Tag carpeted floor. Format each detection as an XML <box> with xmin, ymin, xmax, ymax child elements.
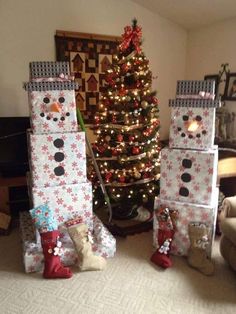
<box><xmin>0</xmin><ymin>228</ymin><xmax>235</xmax><ymax>314</ymax></box>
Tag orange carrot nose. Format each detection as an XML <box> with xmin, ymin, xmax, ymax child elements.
<box><xmin>50</xmin><ymin>103</ymin><xmax>61</xmax><ymax>112</ymax></box>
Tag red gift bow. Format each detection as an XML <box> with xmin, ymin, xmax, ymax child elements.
<box><xmin>119</xmin><ymin>25</ymin><xmax>142</xmax><ymax>53</ymax></box>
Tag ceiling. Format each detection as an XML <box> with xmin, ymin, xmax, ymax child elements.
<box><xmin>131</xmin><ymin>0</ymin><xmax>236</xmax><ymax>30</ymax></box>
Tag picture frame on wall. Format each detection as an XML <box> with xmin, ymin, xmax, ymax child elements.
<box><xmin>223</xmin><ymin>72</ymin><xmax>236</xmax><ymax>101</ymax></box>
<box><xmin>204</xmin><ymin>74</ymin><xmax>220</xmax><ymax>97</ymax></box>
<box><xmin>55</xmin><ymin>30</ymin><xmax>121</xmax><ymax>124</ymax></box>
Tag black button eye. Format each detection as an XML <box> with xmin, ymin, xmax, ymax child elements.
<box><xmin>58</xmin><ymin>97</ymin><xmax>65</xmax><ymax>103</ymax></box>
<box><xmin>183</xmin><ymin>115</ymin><xmax>189</xmax><ymax>121</ymax></box>
<box><xmin>43</xmin><ymin>97</ymin><xmax>50</xmax><ymax>104</ymax></box>
<box><xmin>196</xmin><ymin>115</ymin><xmax>202</xmax><ymax>121</ymax></box>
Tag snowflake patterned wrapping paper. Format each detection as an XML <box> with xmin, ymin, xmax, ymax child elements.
<box><xmin>20</xmin><ymin>211</ymin><xmax>116</xmax><ymax>273</ymax></box>
<box><xmin>32</xmin><ymin>182</ymin><xmax>93</xmax><ymax>230</ymax></box>
<box><xmin>169</xmin><ymin>107</ymin><xmax>216</xmax><ymax>150</ymax></box>
<box><xmin>28</xmin><ymin>131</ymin><xmax>86</xmax><ymax>188</ymax></box>
<box><xmin>160</xmin><ymin>147</ymin><xmax>218</xmax><ymax>206</ymax></box>
<box><xmin>27</xmin><ymin>89</ymin><xmax>78</xmax><ymax>134</ymax></box>
<box><xmin>58</xmin><ymin>215</ymin><xmax>116</xmax><ymax>258</ymax></box>
<box><xmin>153</xmin><ymin>191</ymin><xmax>218</xmax><ymax>257</ymax></box>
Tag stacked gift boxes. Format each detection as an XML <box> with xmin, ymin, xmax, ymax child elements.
<box><xmin>154</xmin><ymin>80</ymin><xmax>220</xmax><ymax>256</ymax></box>
<box><xmin>21</xmin><ymin>62</ymin><xmax>116</xmax><ymax>272</ymax></box>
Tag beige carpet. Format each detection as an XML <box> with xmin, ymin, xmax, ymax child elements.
<box><xmin>0</xmin><ymin>228</ymin><xmax>235</xmax><ymax>314</ymax></box>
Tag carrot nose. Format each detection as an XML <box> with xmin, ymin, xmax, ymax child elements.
<box><xmin>50</xmin><ymin>103</ymin><xmax>61</xmax><ymax>112</ymax></box>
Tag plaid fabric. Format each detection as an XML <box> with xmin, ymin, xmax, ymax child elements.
<box><xmin>30</xmin><ymin>61</ymin><xmax>70</xmax><ymax>78</ymax></box>
<box><xmin>169</xmin><ymin>99</ymin><xmax>220</xmax><ymax>108</ymax></box>
<box><xmin>23</xmin><ymin>81</ymin><xmax>79</xmax><ymax>91</ymax></box>
<box><xmin>176</xmin><ymin>80</ymin><xmax>215</xmax><ymax>95</ymax></box>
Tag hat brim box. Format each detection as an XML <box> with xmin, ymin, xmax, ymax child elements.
<box><xmin>153</xmin><ymin>190</ymin><xmax>218</xmax><ymax>257</ymax></box>
<box><xmin>160</xmin><ymin>147</ymin><xmax>218</xmax><ymax>206</ymax></box>
<box><xmin>32</xmin><ymin>181</ymin><xmax>93</xmax><ymax>230</ymax></box>
<box><xmin>169</xmin><ymin>106</ymin><xmax>216</xmax><ymax>150</ymax></box>
<box><xmin>28</xmin><ymin>131</ymin><xmax>86</xmax><ymax>188</ymax></box>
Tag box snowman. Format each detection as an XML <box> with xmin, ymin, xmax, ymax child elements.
<box><xmin>154</xmin><ymin>80</ymin><xmax>220</xmax><ymax>257</ymax></box>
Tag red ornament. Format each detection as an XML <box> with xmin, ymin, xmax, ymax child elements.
<box><xmin>143</xmin><ymin>173</ymin><xmax>150</xmax><ymax>179</ymax></box>
<box><xmin>119</xmin><ymin>87</ymin><xmax>127</xmax><ymax>96</ymax></box>
<box><xmin>94</xmin><ymin>116</ymin><xmax>100</xmax><ymax>124</ymax></box>
<box><xmin>117</xmin><ymin>134</ymin><xmax>123</xmax><ymax>142</ymax></box>
<box><xmin>98</xmin><ymin>146</ymin><xmax>106</xmax><ymax>154</ymax></box>
<box><xmin>134</xmin><ymin>100</ymin><xmax>139</xmax><ymax>108</ymax></box>
<box><xmin>105</xmin><ymin>172</ymin><xmax>113</xmax><ymax>182</ymax></box>
<box><xmin>121</xmin><ymin>63</ymin><xmax>130</xmax><ymax>72</ymax></box>
<box><xmin>112</xmin><ymin>115</ymin><xmax>117</xmax><ymax>123</ymax></box>
<box><xmin>119</xmin><ymin>176</ymin><xmax>126</xmax><ymax>183</ymax></box>
<box><xmin>112</xmin><ymin>148</ymin><xmax>119</xmax><ymax>156</ymax></box>
<box><xmin>129</xmin><ymin>135</ymin><xmax>135</xmax><ymax>142</ymax></box>
<box><xmin>152</xmin><ymin>96</ymin><xmax>158</xmax><ymax>105</ymax></box>
<box><xmin>132</xmin><ymin>147</ymin><xmax>140</xmax><ymax>155</ymax></box>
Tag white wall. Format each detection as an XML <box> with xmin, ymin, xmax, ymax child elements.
<box><xmin>186</xmin><ymin>18</ymin><xmax>236</xmax><ymax>140</ymax></box>
<box><xmin>0</xmin><ymin>0</ymin><xmax>186</xmax><ymax>139</ymax></box>
<box><xmin>186</xmin><ymin>18</ymin><xmax>236</xmax><ymax>81</ymax></box>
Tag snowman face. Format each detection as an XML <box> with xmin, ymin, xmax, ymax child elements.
<box><xmin>29</xmin><ymin>89</ymin><xmax>78</xmax><ymax>134</ymax></box>
<box><xmin>169</xmin><ymin>107</ymin><xmax>215</xmax><ymax>150</ymax></box>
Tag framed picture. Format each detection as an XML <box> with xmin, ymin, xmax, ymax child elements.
<box><xmin>204</xmin><ymin>74</ymin><xmax>219</xmax><ymax>96</ymax></box>
<box><xmin>223</xmin><ymin>72</ymin><xmax>236</xmax><ymax>101</ymax></box>
<box><xmin>55</xmin><ymin>30</ymin><xmax>121</xmax><ymax>123</ymax></box>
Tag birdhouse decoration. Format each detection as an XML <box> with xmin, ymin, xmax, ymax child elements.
<box><xmin>169</xmin><ymin>80</ymin><xmax>220</xmax><ymax>150</ymax></box>
<box><xmin>20</xmin><ymin>62</ymin><xmax>116</xmax><ymax>273</ymax></box>
<box><xmin>151</xmin><ymin>80</ymin><xmax>220</xmax><ymax>271</ymax></box>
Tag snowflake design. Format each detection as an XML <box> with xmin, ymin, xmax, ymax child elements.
<box><xmin>58</xmin><ymin>121</ymin><xmax>65</xmax><ymax>129</ymax></box>
<box><xmin>47</xmin><ymin>135</ymin><xmax>53</xmax><ymax>142</ymax></box>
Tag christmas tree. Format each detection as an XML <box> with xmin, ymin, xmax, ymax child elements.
<box><xmin>90</xmin><ymin>19</ymin><xmax>161</xmax><ymax>222</ymax></box>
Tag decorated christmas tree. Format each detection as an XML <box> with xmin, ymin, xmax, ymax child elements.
<box><xmin>90</xmin><ymin>19</ymin><xmax>161</xmax><ymax>222</ymax></box>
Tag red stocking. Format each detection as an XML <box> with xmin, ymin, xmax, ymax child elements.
<box><xmin>41</xmin><ymin>230</ymin><xmax>72</xmax><ymax>279</ymax></box>
<box><xmin>151</xmin><ymin>229</ymin><xmax>174</xmax><ymax>269</ymax></box>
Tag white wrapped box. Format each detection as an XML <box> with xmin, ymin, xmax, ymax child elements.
<box><xmin>153</xmin><ymin>191</ymin><xmax>218</xmax><ymax>257</ymax></box>
<box><xmin>20</xmin><ymin>211</ymin><xmax>116</xmax><ymax>273</ymax></box>
<box><xmin>28</xmin><ymin>131</ymin><xmax>86</xmax><ymax>188</ymax></box>
<box><xmin>169</xmin><ymin>107</ymin><xmax>216</xmax><ymax>150</ymax></box>
<box><xmin>28</xmin><ymin>89</ymin><xmax>78</xmax><ymax>134</ymax></box>
<box><xmin>160</xmin><ymin>147</ymin><xmax>218</xmax><ymax>206</ymax></box>
<box><xmin>32</xmin><ymin>181</ymin><xmax>93</xmax><ymax>230</ymax></box>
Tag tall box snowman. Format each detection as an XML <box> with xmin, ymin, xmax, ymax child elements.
<box><xmin>20</xmin><ymin>62</ymin><xmax>116</xmax><ymax>272</ymax></box>
<box><xmin>153</xmin><ymin>80</ymin><xmax>220</xmax><ymax>268</ymax></box>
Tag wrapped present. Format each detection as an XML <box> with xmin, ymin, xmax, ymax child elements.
<box><xmin>20</xmin><ymin>211</ymin><xmax>116</xmax><ymax>273</ymax></box>
<box><xmin>58</xmin><ymin>215</ymin><xmax>116</xmax><ymax>258</ymax></box>
<box><xmin>169</xmin><ymin>107</ymin><xmax>216</xmax><ymax>150</ymax></box>
<box><xmin>32</xmin><ymin>181</ymin><xmax>93</xmax><ymax>230</ymax></box>
<box><xmin>92</xmin><ymin>215</ymin><xmax>116</xmax><ymax>258</ymax></box>
<box><xmin>153</xmin><ymin>190</ymin><xmax>218</xmax><ymax>257</ymax></box>
<box><xmin>23</xmin><ymin>82</ymin><xmax>79</xmax><ymax>134</ymax></box>
<box><xmin>28</xmin><ymin>131</ymin><xmax>86</xmax><ymax>188</ymax></box>
<box><xmin>168</xmin><ymin>80</ymin><xmax>220</xmax><ymax>150</ymax></box>
<box><xmin>23</xmin><ymin>61</ymin><xmax>79</xmax><ymax>134</ymax></box>
<box><xmin>160</xmin><ymin>147</ymin><xmax>218</xmax><ymax>206</ymax></box>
